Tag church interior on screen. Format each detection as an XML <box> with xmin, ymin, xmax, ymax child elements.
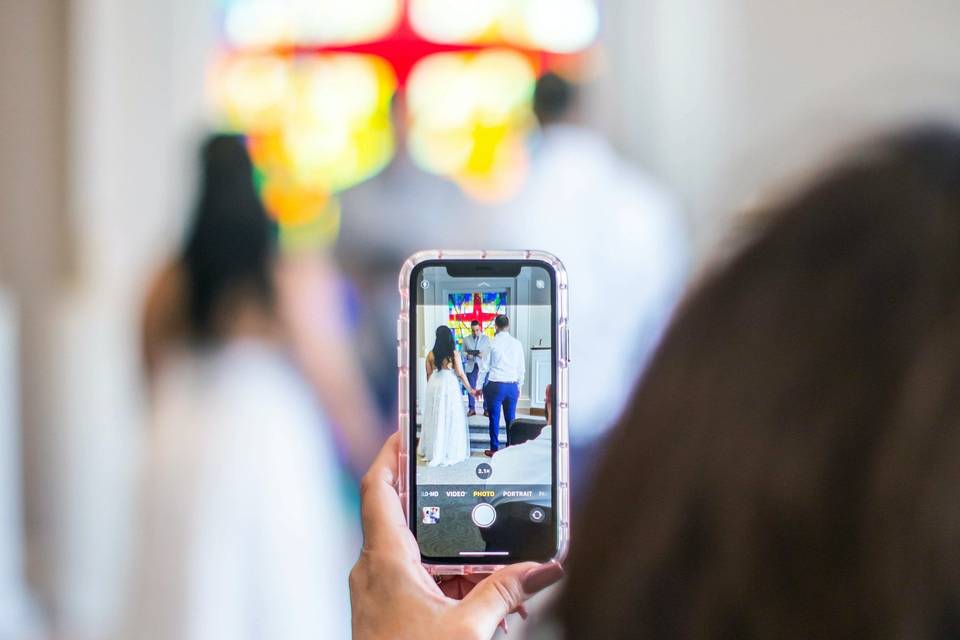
<box><xmin>414</xmin><ymin>266</ymin><xmax>553</xmax><ymax>482</ymax></box>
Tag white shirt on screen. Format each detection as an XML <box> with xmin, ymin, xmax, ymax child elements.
<box><xmin>489</xmin><ymin>426</ymin><xmax>551</xmax><ymax>486</ymax></box>
<box><xmin>485</xmin><ymin>331</ymin><xmax>525</xmax><ymax>388</ymax></box>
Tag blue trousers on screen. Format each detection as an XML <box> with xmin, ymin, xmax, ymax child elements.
<box><xmin>466</xmin><ymin>366</ymin><xmax>479</xmax><ymax>411</ymax></box>
<box><xmin>483</xmin><ymin>381</ymin><xmax>519</xmax><ymax>451</ymax></box>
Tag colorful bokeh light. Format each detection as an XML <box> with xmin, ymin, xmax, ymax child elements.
<box><xmin>406</xmin><ymin>49</ymin><xmax>536</xmax><ymax>201</ymax></box>
<box><xmin>210</xmin><ymin>0</ymin><xmax>598</xmax><ymax>246</ymax></box>
<box><xmin>209</xmin><ymin>52</ymin><xmax>397</xmax><ymax>243</ymax></box>
<box><xmin>222</xmin><ymin>0</ymin><xmax>403</xmax><ymax>48</ymax></box>
<box><xmin>409</xmin><ymin>0</ymin><xmax>599</xmax><ymax>53</ymax></box>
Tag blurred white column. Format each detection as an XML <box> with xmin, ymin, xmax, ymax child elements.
<box><xmin>0</xmin><ymin>0</ymin><xmax>213</xmax><ymax>637</ymax></box>
<box><xmin>0</xmin><ymin>0</ymin><xmax>69</xmax><ymax>637</ymax></box>
<box><xmin>0</xmin><ymin>292</ymin><xmax>41</xmax><ymax>639</ymax></box>
<box><xmin>57</xmin><ymin>0</ymin><xmax>214</xmax><ymax>637</ymax></box>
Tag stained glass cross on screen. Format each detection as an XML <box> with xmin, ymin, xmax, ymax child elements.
<box><xmin>447</xmin><ymin>291</ymin><xmax>508</xmax><ymax>345</ymax></box>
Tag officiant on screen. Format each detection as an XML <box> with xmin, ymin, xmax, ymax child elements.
<box><xmin>461</xmin><ymin>320</ymin><xmax>489</xmax><ymax>417</ymax></box>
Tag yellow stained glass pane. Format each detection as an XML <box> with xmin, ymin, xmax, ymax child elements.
<box><xmin>406</xmin><ymin>49</ymin><xmax>535</xmax><ymax>202</ymax></box>
<box><xmin>210</xmin><ymin>52</ymin><xmax>396</xmax><ymax>243</ymax></box>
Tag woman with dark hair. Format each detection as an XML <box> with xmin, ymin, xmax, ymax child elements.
<box><xmin>143</xmin><ymin>137</ymin><xmax>381</xmax><ymax>477</ymax></box>
<box><xmin>180</xmin><ymin>134</ymin><xmax>275</xmax><ymax>340</ymax></box>
<box><xmin>133</xmin><ymin>135</ymin><xmax>355</xmax><ymax>639</ymax></box>
<box><xmin>429</xmin><ymin>325</ymin><xmax>458</xmax><ymax>377</ymax></box>
<box><xmin>350</xmin><ymin>124</ymin><xmax>960</xmax><ymax>639</ymax></box>
<box><xmin>142</xmin><ymin>135</ymin><xmax>275</xmax><ymax>373</ymax></box>
<box><xmin>417</xmin><ymin>325</ymin><xmax>475</xmax><ymax>466</ymax></box>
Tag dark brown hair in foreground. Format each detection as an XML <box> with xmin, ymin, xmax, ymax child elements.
<box><xmin>561</xmin><ymin>125</ymin><xmax>960</xmax><ymax>639</ymax></box>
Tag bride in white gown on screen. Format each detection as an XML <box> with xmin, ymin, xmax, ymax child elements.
<box><xmin>418</xmin><ymin>326</ymin><xmax>475</xmax><ymax>466</ymax></box>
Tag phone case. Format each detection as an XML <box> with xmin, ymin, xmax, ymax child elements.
<box><xmin>397</xmin><ymin>249</ymin><xmax>570</xmax><ymax>575</ymax></box>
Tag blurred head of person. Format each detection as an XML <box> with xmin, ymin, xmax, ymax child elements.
<box><xmin>432</xmin><ymin>325</ymin><xmax>456</xmax><ymax>367</ymax></box>
<box><xmin>471</xmin><ymin>320</ymin><xmax>481</xmax><ymax>337</ymax></box>
<box><xmin>182</xmin><ymin>134</ymin><xmax>275</xmax><ymax>343</ymax></box>
<box><xmin>533</xmin><ymin>72</ymin><xmax>576</xmax><ymax>127</ymax></box>
<box><xmin>560</xmin><ymin>124</ymin><xmax>960</xmax><ymax>639</ymax></box>
<box><xmin>494</xmin><ymin>314</ymin><xmax>510</xmax><ymax>333</ymax></box>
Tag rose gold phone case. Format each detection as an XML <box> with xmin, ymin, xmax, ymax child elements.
<box><xmin>397</xmin><ymin>250</ymin><xmax>570</xmax><ymax>576</ymax></box>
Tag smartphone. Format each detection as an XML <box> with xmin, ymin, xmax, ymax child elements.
<box><xmin>398</xmin><ymin>250</ymin><xmax>569</xmax><ymax>574</ymax></box>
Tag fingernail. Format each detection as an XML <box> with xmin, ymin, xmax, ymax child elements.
<box><xmin>522</xmin><ymin>561</ymin><xmax>565</xmax><ymax>595</ymax></box>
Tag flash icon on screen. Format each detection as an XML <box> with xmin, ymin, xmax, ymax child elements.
<box><xmin>535</xmin><ymin>279</ymin><xmax>545</xmax><ymax>289</ymax></box>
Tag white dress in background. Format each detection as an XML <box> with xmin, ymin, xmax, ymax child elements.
<box><xmin>417</xmin><ymin>365</ymin><xmax>470</xmax><ymax>466</ymax></box>
<box><xmin>127</xmin><ymin>340</ymin><xmax>355</xmax><ymax>640</ymax></box>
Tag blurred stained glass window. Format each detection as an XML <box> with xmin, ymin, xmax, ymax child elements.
<box><xmin>210</xmin><ymin>0</ymin><xmax>598</xmax><ymax>247</ymax></box>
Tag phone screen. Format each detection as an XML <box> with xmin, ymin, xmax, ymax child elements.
<box><xmin>408</xmin><ymin>260</ymin><xmax>558</xmax><ymax>563</ymax></box>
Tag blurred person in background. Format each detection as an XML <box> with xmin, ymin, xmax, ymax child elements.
<box><xmin>143</xmin><ymin>179</ymin><xmax>382</xmax><ymax>477</ymax></box>
<box><xmin>131</xmin><ymin>135</ymin><xmax>354</xmax><ymax>639</ymax></box>
<box><xmin>495</xmin><ymin>72</ymin><xmax>689</xmax><ymax>493</ymax></box>
<box><xmin>144</xmin><ymin>150</ymin><xmax>383</xmax><ymax>477</ymax></box>
<box><xmin>351</xmin><ymin>124</ymin><xmax>960</xmax><ymax>639</ymax></box>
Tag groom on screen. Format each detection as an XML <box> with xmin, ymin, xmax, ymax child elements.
<box><xmin>482</xmin><ymin>314</ymin><xmax>525</xmax><ymax>457</ymax></box>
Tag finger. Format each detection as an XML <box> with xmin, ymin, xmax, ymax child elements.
<box><xmin>514</xmin><ymin>604</ymin><xmax>528</xmax><ymax>620</ymax></box>
<box><xmin>359</xmin><ymin>433</ymin><xmax>410</xmax><ymax>551</ymax></box>
<box><xmin>457</xmin><ymin>562</ymin><xmax>564</xmax><ymax>637</ymax></box>
<box><xmin>498</xmin><ymin>618</ymin><xmax>508</xmax><ymax>634</ymax></box>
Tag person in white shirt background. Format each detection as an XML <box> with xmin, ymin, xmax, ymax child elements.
<box><xmin>461</xmin><ymin>319</ymin><xmax>490</xmax><ymax>417</ymax></box>
<box><xmin>481</xmin><ymin>314</ymin><xmax>526</xmax><ymax>456</ymax></box>
<box><xmin>493</xmin><ymin>73</ymin><xmax>689</xmax><ymax>497</ymax></box>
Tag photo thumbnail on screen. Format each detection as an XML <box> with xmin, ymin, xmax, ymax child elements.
<box><xmin>413</xmin><ymin>264</ymin><xmax>555</xmax><ymax>560</ymax></box>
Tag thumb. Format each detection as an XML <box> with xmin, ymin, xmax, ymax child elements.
<box><xmin>456</xmin><ymin>562</ymin><xmax>564</xmax><ymax>635</ymax></box>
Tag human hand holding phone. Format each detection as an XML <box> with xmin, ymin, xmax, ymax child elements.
<box><xmin>350</xmin><ymin>434</ymin><xmax>564</xmax><ymax>639</ymax></box>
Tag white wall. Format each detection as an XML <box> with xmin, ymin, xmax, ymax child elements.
<box><xmin>593</xmin><ymin>0</ymin><xmax>960</xmax><ymax>258</ymax></box>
